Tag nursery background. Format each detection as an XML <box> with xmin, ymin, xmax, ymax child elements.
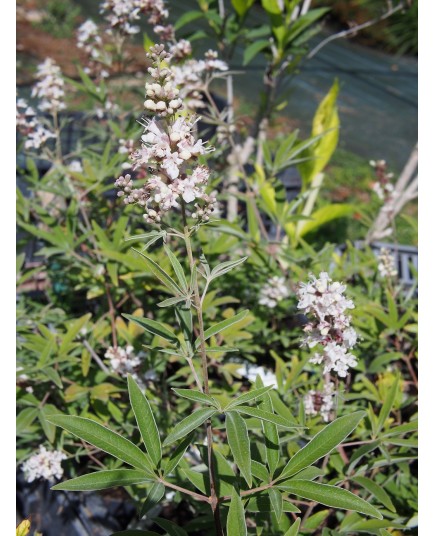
<box><xmin>15</xmin><ymin>0</ymin><xmax>418</xmax><ymax>535</ymax></box>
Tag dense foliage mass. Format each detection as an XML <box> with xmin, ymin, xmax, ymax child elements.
<box><xmin>16</xmin><ymin>1</ymin><xmax>417</xmax><ymax>535</ymax></box>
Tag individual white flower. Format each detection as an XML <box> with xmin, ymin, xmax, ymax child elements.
<box><xmin>259</xmin><ymin>276</ymin><xmax>289</xmax><ymax>308</ymax></box>
<box><xmin>377</xmin><ymin>248</ymin><xmax>398</xmax><ymax>279</ymax></box>
<box><xmin>68</xmin><ymin>160</ymin><xmax>83</xmax><ymax>173</ymax></box>
<box><xmin>22</xmin><ymin>446</ymin><xmax>67</xmax><ymax>483</ymax></box>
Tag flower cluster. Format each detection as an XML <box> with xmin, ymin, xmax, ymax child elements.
<box><xmin>171</xmin><ymin>50</ymin><xmax>229</xmax><ymax>111</ymax></box>
<box><xmin>143</xmin><ymin>45</ymin><xmax>183</xmax><ymax>116</ymax></box>
<box><xmin>100</xmin><ymin>0</ymin><xmax>168</xmax><ymax>36</ymax></box>
<box><xmin>77</xmin><ymin>20</ymin><xmax>102</xmax><ymax>54</ymax></box>
<box><xmin>76</xmin><ymin>19</ymin><xmax>110</xmax><ymax>79</ymax></box>
<box><xmin>370</xmin><ymin>159</ymin><xmax>395</xmax><ymax>202</ymax></box>
<box><xmin>258</xmin><ymin>276</ymin><xmax>289</xmax><ymax>308</ymax></box>
<box><xmin>115</xmin><ymin>44</ymin><xmax>216</xmax><ymax>224</ymax></box>
<box><xmin>31</xmin><ymin>58</ymin><xmax>65</xmax><ymax>114</ymax></box>
<box><xmin>22</xmin><ymin>446</ymin><xmax>67</xmax><ymax>483</ymax></box>
<box><xmin>304</xmin><ymin>382</ymin><xmax>335</xmax><ymax>422</ymax></box>
<box><xmin>297</xmin><ymin>272</ymin><xmax>358</xmax><ymax>378</ymax></box>
<box><xmin>105</xmin><ymin>345</ymin><xmax>141</xmax><ymax>378</ymax></box>
<box><xmin>16</xmin><ymin>98</ymin><xmax>55</xmax><ymax>150</ymax></box>
<box><xmin>377</xmin><ymin>248</ymin><xmax>398</xmax><ymax>279</ymax></box>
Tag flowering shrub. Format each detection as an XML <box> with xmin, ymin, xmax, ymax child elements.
<box><xmin>16</xmin><ymin>1</ymin><xmax>417</xmax><ymax>535</ymax></box>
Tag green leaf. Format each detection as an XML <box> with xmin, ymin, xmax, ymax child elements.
<box><xmin>154</xmin><ymin>518</ymin><xmax>188</xmax><ymax>536</ymax></box>
<box><xmin>140</xmin><ymin>481</ymin><xmax>165</xmax><ymax>517</ymax></box>
<box><xmin>227</xmin><ymin>488</ymin><xmax>247</xmax><ymax>536</ymax></box>
<box><xmin>59</xmin><ymin>314</ymin><xmax>92</xmax><ymax>354</ymax></box>
<box><xmin>298</xmin><ymin>204</ymin><xmax>356</xmax><ymax>238</ymax></box>
<box><xmin>268</xmin><ymin>488</ymin><xmax>283</xmax><ymax>522</ymax></box>
<box><xmin>164</xmin><ymin>245</ymin><xmax>188</xmax><ymax>292</ymax></box>
<box><xmin>247</xmin><ymin>496</ymin><xmax>300</xmax><ymax>513</ymax></box>
<box><xmin>243</xmin><ymin>39</ymin><xmax>270</xmax><ymax>65</ymax></box>
<box><xmin>256</xmin><ymin>376</ymin><xmax>279</xmax><ymax>476</ymax></box>
<box><xmin>251</xmin><ymin>460</ymin><xmax>269</xmax><ymax>482</ymax></box>
<box><xmin>298</xmin><ymin>79</ymin><xmax>340</xmax><ymax>185</ymax></box>
<box><xmin>157</xmin><ymin>296</ymin><xmax>187</xmax><ymax>308</ymax></box>
<box><xmin>226</xmin><ymin>411</ymin><xmax>252</xmax><ymax>487</ymax></box>
<box><xmin>352</xmin><ymin>476</ymin><xmax>396</xmax><ymax>512</ymax></box>
<box><xmin>225</xmin><ymin>385</ymin><xmax>275</xmax><ymax>409</ymax></box>
<box><xmin>261</xmin><ymin>0</ymin><xmax>282</xmax><ymax>16</ymax></box>
<box><xmin>111</xmin><ymin>529</ymin><xmax>160</xmax><ymax>536</ymax></box>
<box><xmin>174</xmin><ymin>9</ymin><xmax>203</xmax><ymax>30</ymax></box>
<box><xmin>52</xmin><ymin>469</ymin><xmax>151</xmax><ymax>491</ymax></box>
<box><xmin>278</xmin><ymin>481</ymin><xmax>382</xmax><ymax>519</ymax></box>
<box><xmin>172</xmin><ymin>388</ymin><xmax>219</xmax><ymax>408</ymax></box>
<box><xmin>128</xmin><ymin>375</ymin><xmax>162</xmax><ymax>467</ymax></box>
<box><xmin>17</xmin><ymin>407</ymin><xmax>39</xmax><ymax>433</ymax></box>
<box><xmin>39</xmin><ymin>405</ymin><xmax>57</xmax><ymax>443</ymax></box>
<box><xmin>163</xmin><ymin>432</ymin><xmax>194</xmax><ymax>475</ymax></box>
<box><xmin>375</xmin><ymin>374</ymin><xmax>400</xmax><ymax>436</ymax></box>
<box><xmin>47</xmin><ymin>415</ymin><xmax>154</xmax><ymax>474</ymax></box>
<box><xmin>234</xmin><ymin>406</ymin><xmax>300</xmax><ymax>429</ymax></box>
<box><xmin>123</xmin><ymin>314</ymin><xmax>178</xmax><ymax>344</ymax></box>
<box><xmin>163</xmin><ymin>408</ymin><xmax>217</xmax><ymax>446</ymax></box>
<box><xmin>210</xmin><ymin>257</ymin><xmax>248</xmax><ymax>281</ymax></box>
<box><xmin>132</xmin><ymin>248</ymin><xmax>183</xmax><ymax>296</ymax></box>
<box><xmin>42</xmin><ymin>366</ymin><xmax>63</xmax><ymax>388</ymax></box>
<box><xmin>196</xmin><ymin>310</ymin><xmax>250</xmax><ymax>348</ymax></box>
<box><xmin>278</xmin><ymin>411</ymin><xmax>365</xmax><ymax>480</ymax></box>
<box><xmin>284</xmin><ymin>518</ymin><xmax>301</xmax><ymax>536</ymax></box>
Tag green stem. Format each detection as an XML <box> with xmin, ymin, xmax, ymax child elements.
<box><xmin>181</xmin><ymin>204</ymin><xmax>224</xmax><ymax>536</ymax></box>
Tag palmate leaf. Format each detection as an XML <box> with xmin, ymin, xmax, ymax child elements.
<box><xmin>277</xmin><ymin>480</ymin><xmax>383</xmax><ymax>519</ymax></box>
<box><xmin>47</xmin><ymin>415</ymin><xmax>155</xmax><ymax>475</ymax></box>
<box><xmin>277</xmin><ymin>411</ymin><xmax>366</xmax><ymax>481</ymax></box>
<box><xmin>52</xmin><ymin>469</ymin><xmax>151</xmax><ymax>491</ymax></box>
<box><xmin>127</xmin><ymin>375</ymin><xmax>162</xmax><ymax>467</ymax></box>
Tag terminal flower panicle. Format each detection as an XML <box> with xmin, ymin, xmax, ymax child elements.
<box><xmin>297</xmin><ymin>272</ymin><xmax>358</xmax><ymax>378</ymax></box>
<box><xmin>16</xmin><ymin>98</ymin><xmax>55</xmax><ymax>150</ymax></box>
<box><xmin>377</xmin><ymin>247</ymin><xmax>398</xmax><ymax>279</ymax></box>
<box><xmin>31</xmin><ymin>58</ymin><xmax>65</xmax><ymax>114</ymax></box>
<box><xmin>115</xmin><ymin>44</ymin><xmax>216</xmax><ymax>224</ymax></box>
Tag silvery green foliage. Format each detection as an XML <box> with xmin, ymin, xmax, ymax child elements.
<box><xmin>16</xmin><ymin>1</ymin><xmax>417</xmax><ymax>534</ymax></box>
